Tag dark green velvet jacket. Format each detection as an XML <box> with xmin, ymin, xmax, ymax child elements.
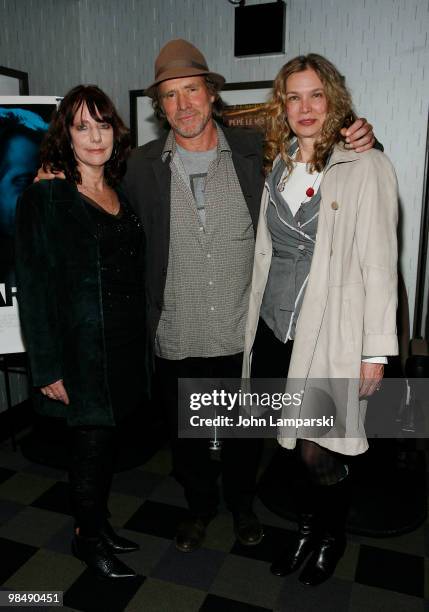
<box><xmin>15</xmin><ymin>179</ymin><xmax>145</xmax><ymax>427</ymax></box>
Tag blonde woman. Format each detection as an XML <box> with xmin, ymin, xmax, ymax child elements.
<box><xmin>243</xmin><ymin>54</ymin><xmax>398</xmax><ymax>585</ymax></box>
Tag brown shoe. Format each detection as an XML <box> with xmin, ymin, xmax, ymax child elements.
<box><xmin>234</xmin><ymin>512</ymin><xmax>264</xmax><ymax>546</ymax></box>
<box><xmin>175</xmin><ymin>517</ymin><xmax>208</xmax><ymax>553</ymax></box>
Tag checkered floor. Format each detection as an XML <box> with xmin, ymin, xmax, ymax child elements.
<box><xmin>0</xmin><ymin>435</ymin><xmax>427</xmax><ymax>612</ymax></box>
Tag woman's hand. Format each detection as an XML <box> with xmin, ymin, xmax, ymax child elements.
<box><xmin>359</xmin><ymin>362</ymin><xmax>384</xmax><ymax>397</ymax></box>
<box><xmin>341</xmin><ymin>118</ymin><xmax>375</xmax><ymax>152</ymax></box>
<box><xmin>40</xmin><ymin>379</ymin><xmax>70</xmax><ymax>404</ymax></box>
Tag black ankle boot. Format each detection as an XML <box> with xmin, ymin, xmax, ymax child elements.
<box><xmin>298</xmin><ymin>479</ymin><xmax>350</xmax><ymax>586</ymax></box>
<box><xmin>99</xmin><ymin>521</ymin><xmax>139</xmax><ymax>554</ymax></box>
<box><xmin>298</xmin><ymin>532</ymin><xmax>346</xmax><ymax>586</ymax></box>
<box><xmin>72</xmin><ymin>534</ymin><xmax>137</xmax><ymax>579</ymax></box>
<box><xmin>270</xmin><ymin>513</ymin><xmax>317</xmax><ymax>576</ymax></box>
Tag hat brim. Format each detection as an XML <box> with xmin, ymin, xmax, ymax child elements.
<box><xmin>144</xmin><ymin>68</ymin><xmax>225</xmax><ymax>98</ymax></box>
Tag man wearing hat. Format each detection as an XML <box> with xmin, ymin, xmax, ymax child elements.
<box><xmin>122</xmin><ymin>39</ymin><xmax>375</xmax><ymax>552</ymax></box>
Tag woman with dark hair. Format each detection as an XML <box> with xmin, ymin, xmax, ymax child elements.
<box><xmin>243</xmin><ymin>55</ymin><xmax>398</xmax><ymax>585</ymax></box>
<box><xmin>15</xmin><ymin>85</ymin><xmax>146</xmax><ymax>579</ymax></box>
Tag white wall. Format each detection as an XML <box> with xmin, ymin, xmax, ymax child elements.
<box><xmin>0</xmin><ymin>0</ymin><xmax>82</xmax><ymax>97</ymax></box>
<box><xmin>0</xmin><ymin>0</ymin><xmax>428</xmax><ymax>353</ymax></box>
<box><xmin>74</xmin><ymin>0</ymin><xmax>429</xmax><ymax>326</ymax></box>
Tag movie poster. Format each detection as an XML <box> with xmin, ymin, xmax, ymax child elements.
<box><xmin>0</xmin><ymin>97</ymin><xmax>58</xmax><ymax>354</ymax></box>
<box><xmin>222</xmin><ymin>84</ymin><xmax>272</xmax><ymax>132</ymax></box>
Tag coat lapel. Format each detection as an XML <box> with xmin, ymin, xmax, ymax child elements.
<box><xmin>231</xmin><ymin>150</ymin><xmax>260</xmax><ymax>230</ymax></box>
<box><xmin>223</xmin><ymin>125</ymin><xmax>263</xmax><ymax>232</ymax></box>
<box><xmin>151</xmin><ymin>155</ymin><xmax>171</xmax><ymax>265</ymax></box>
<box><xmin>67</xmin><ymin>197</ymin><xmax>97</xmax><ymax>237</ymax></box>
<box><xmin>319</xmin><ymin>143</ymin><xmax>359</xmax><ymax>243</ymax></box>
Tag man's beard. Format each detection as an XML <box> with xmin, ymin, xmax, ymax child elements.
<box><xmin>171</xmin><ymin>111</ymin><xmax>212</xmax><ymax>139</ymax></box>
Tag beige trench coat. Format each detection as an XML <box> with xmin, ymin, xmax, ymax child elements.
<box><xmin>242</xmin><ymin>144</ymin><xmax>399</xmax><ymax>455</ymax></box>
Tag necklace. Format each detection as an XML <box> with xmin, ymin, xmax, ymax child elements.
<box><xmin>79</xmin><ymin>183</ymin><xmax>119</xmax><ymax>215</ymax></box>
<box><xmin>277</xmin><ymin>165</ymin><xmax>321</xmax><ymax>199</ymax></box>
<box><xmin>304</xmin><ymin>172</ymin><xmax>320</xmax><ymax>199</ymax></box>
<box><xmin>277</xmin><ymin>147</ymin><xmax>321</xmax><ymax>198</ymax></box>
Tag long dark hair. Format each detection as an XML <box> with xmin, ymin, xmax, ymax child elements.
<box><xmin>41</xmin><ymin>85</ymin><xmax>130</xmax><ymax>186</ymax></box>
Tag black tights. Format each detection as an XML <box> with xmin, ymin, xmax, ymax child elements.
<box><xmin>298</xmin><ymin>439</ymin><xmax>348</xmax><ymax>486</ymax></box>
<box><xmin>68</xmin><ymin>427</ymin><xmax>117</xmax><ymax>537</ymax></box>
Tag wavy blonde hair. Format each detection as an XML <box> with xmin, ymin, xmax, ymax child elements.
<box><xmin>264</xmin><ymin>54</ymin><xmax>356</xmax><ymax>174</ymax></box>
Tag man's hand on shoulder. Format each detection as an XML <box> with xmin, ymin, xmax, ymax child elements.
<box><xmin>34</xmin><ymin>166</ymin><xmax>65</xmax><ymax>183</ymax></box>
<box><xmin>341</xmin><ymin>118</ymin><xmax>375</xmax><ymax>153</ymax></box>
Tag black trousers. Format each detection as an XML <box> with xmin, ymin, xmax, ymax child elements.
<box><xmin>251</xmin><ymin>317</ymin><xmax>294</xmax><ymax>379</ymax></box>
<box><xmin>155</xmin><ymin>353</ymin><xmax>264</xmax><ymax>518</ymax></box>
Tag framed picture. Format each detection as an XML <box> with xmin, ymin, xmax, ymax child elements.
<box><xmin>0</xmin><ymin>67</ymin><xmax>29</xmax><ymax>96</ymax></box>
<box><xmin>129</xmin><ymin>90</ymin><xmax>166</xmax><ymax>148</ymax></box>
<box><xmin>0</xmin><ymin>96</ymin><xmax>58</xmax><ymax>354</ymax></box>
<box><xmin>222</xmin><ymin>81</ymin><xmax>273</xmax><ymax>131</ymax></box>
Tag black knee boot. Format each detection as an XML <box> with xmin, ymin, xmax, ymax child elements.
<box><xmin>299</xmin><ymin>478</ymin><xmax>350</xmax><ymax>586</ymax></box>
<box><xmin>270</xmin><ymin>482</ymin><xmax>318</xmax><ymax>577</ymax></box>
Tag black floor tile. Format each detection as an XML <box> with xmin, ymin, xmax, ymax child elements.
<box><xmin>64</xmin><ymin>569</ymin><xmax>145</xmax><ymax>612</ymax></box>
<box><xmin>0</xmin><ymin>466</ymin><xmax>15</xmax><ymax>484</ymax></box>
<box><xmin>200</xmin><ymin>594</ymin><xmax>272</xmax><ymax>611</ymax></box>
<box><xmin>23</xmin><ymin>462</ymin><xmax>67</xmax><ymax>481</ymax></box>
<box><xmin>355</xmin><ymin>544</ymin><xmax>424</xmax><ymax>597</ymax></box>
<box><xmin>112</xmin><ymin>468</ymin><xmax>164</xmax><ymax>498</ymax></box>
<box><xmin>231</xmin><ymin>523</ymin><xmax>292</xmax><ymax>562</ymax></box>
<box><xmin>0</xmin><ymin>536</ymin><xmax>38</xmax><ymax>583</ymax></box>
<box><xmin>277</xmin><ymin>575</ymin><xmax>353</xmax><ymax>612</ymax></box>
<box><xmin>124</xmin><ymin>500</ymin><xmax>188</xmax><ymax>539</ymax></box>
<box><xmin>30</xmin><ymin>482</ymin><xmax>71</xmax><ymax>515</ymax></box>
<box><xmin>152</xmin><ymin>543</ymin><xmax>226</xmax><ymax>590</ymax></box>
<box><xmin>0</xmin><ymin>499</ymin><xmax>25</xmax><ymax>527</ymax></box>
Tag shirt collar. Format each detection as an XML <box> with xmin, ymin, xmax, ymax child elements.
<box><xmin>215</xmin><ymin>123</ymin><xmax>232</xmax><ymax>154</ymax></box>
<box><xmin>161</xmin><ymin>121</ymin><xmax>231</xmax><ymax>162</ymax></box>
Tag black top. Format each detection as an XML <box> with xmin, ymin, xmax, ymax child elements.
<box><xmin>82</xmin><ymin>194</ymin><xmax>145</xmax><ymax>347</ymax></box>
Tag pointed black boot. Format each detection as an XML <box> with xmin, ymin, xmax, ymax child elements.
<box><xmin>99</xmin><ymin>520</ymin><xmax>139</xmax><ymax>554</ymax></box>
<box><xmin>270</xmin><ymin>512</ymin><xmax>318</xmax><ymax>576</ymax></box>
<box><xmin>299</xmin><ymin>478</ymin><xmax>350</xmax><ymax>586</ymax></box>
<box><xmin>72</xmin><ymin>534</ymin><xmax>137</xmax><ymax>579</ymax></box>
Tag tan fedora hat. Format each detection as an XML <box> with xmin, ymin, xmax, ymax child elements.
<box><xmin>144</xmin><ymin>39</ymin><xmax>225</xmax><ymax>98</ymax></box>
